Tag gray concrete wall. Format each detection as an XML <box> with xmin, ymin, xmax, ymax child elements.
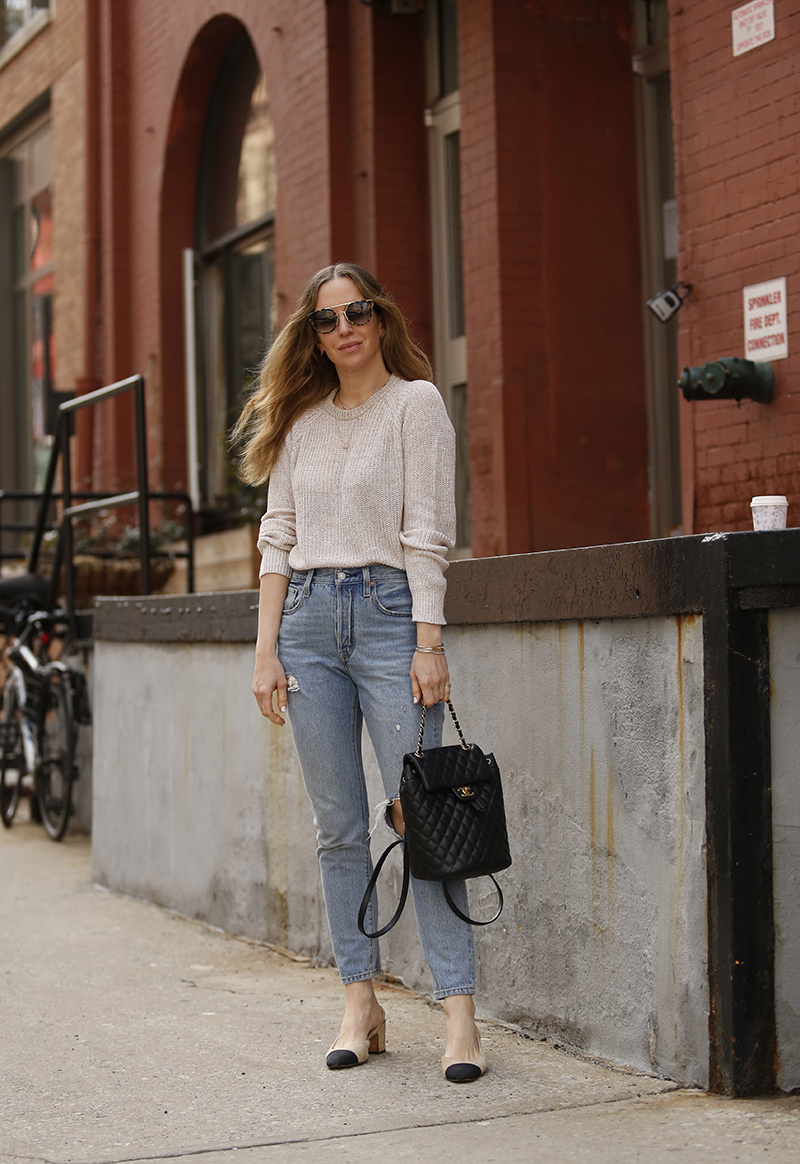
<box><xmin>92</xmin><ymin>613</ymin><xmax>708</xmax><ymax>1086</ymax></box>
<box><xmin>91</xmin><ymin>642</ymin><xmax>329</xmax><ymax>958</ymax></box>
<box><xmin>770</xmin><ymin>609</ymin><xmax>800</xmax><ymax>1093</ymax></box>
<box><xmin>445</xmin><ymin>617</ymin><xmax>708</xmax><ymax>1086</ymax></box>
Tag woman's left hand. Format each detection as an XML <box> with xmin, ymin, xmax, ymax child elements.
<box><xmin>410</xmin><ymin>650</ymin><xmax>451</xmax><ymax>707</ymax></box>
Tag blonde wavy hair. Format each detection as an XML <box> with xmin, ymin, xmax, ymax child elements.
<box><xmin>232</xmin><ymin>262</ymin><xmax>433</xmax><ymax>485</ymax></box>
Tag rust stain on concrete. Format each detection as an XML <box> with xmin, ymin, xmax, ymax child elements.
<box><xmin>607</xmin><ymin>756</ymin><xmax>616</xmax><ymax>932</ymax></box>
<box><xmin>589</xmin><ymin>743</ymin><xmax>596</xmax><ymax>856</ymax></box>
<box><xmin>676</xmin><ymin>618</ymin><xmax>686</xmax><ymax>886</ymax></box>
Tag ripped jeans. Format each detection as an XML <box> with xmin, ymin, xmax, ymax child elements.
<box><xmin>277</xmin><ymin>565</ymin><xmax>476</xmax><ymax>999</ymax></box>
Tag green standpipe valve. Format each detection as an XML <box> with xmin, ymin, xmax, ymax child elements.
<box><xmin>677</xmin><ymin>358</ymin><xmax>774</xmax><ymax>403</ymax></box>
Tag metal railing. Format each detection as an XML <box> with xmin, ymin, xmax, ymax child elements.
<box><xmin>0</xmin><ymin>374</ymin><xmax>195</xmax><ymax>625</ymax></box>
<box><xmin>0</xmin><ymin>489</ymin><xmax>195</xmax><ymax>583</ymax></box>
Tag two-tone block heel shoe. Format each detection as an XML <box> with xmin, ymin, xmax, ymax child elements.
<box><xmin>441</xmin><ymin>1030</ymin><xmax>487</xmax><ymax>1082</ymax></box>
<box><xmin>325</xmin><ymin>1008</ymin><xmax>386</xmax><ymax>1070</ymax></box>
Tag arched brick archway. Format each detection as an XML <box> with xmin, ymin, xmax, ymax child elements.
<box><xmin>158</xmin><ymin>14</ymin><xmax>259</xmax><ymax>495</ymax></box>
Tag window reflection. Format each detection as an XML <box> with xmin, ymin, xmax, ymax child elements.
<box><xmin>236</xmin><ymin>75</ymin><xmax>276</xmax><ymax>227</ymax></box>
<box><xmin>29</xmin><ymin>189</ymin><xmax>54</xmax><ymax>453</ymax></box>
<box><xmin>5</xmin><ymin>120</ymin><xmax>56</xmax><ymax>493</ymax></box>
<box><xmin>30</xmin><ymin>186</ymin><xmax>53</xmax><ymax>269</ymax></box>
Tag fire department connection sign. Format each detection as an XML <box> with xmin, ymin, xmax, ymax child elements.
<box><xmin>744</xmin><ymin>277</ymin><xmax>788</xmax><ymax>361</ymax></box>
<box><xmin>732</xmin><ymin>1</ymin><xmax>775</xmax><ymax>57</ymax></box>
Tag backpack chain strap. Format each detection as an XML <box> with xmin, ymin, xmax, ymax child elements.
<box><xmin>415</xmin><ymin>699</ymin><xmax>470</xmax><ymax>757</ymax></box>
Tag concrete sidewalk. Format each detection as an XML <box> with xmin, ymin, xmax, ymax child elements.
<box><xmin>1</xmin><ymin>822</ymin><xmax>798</xmax><ymax>1164</ymax></box>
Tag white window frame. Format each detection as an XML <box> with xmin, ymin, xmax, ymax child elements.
<box><xmin>427</xmin><ymin>90</ymin><xmax>470</xmax><ymax>554</ymax></box>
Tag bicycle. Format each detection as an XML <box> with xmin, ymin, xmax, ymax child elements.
<box><xmin>0</xmin><ymin>575</ymin><xmax>90</xmax><ymax>840</ymax></box>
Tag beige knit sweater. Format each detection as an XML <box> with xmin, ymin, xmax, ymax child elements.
<box><xmin>257</xmin><ymin>375</ymin><xmax>456</xmax><ymax>625</ymax></box>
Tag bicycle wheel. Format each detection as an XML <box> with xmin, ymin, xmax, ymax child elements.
<box><xmin>35</xmin><ymin>669</ymin><xmax>75</xmax><ymax>841</ymax></box>
<box><xmin>0</xmin><ymin>679</ymin><xmax>24</xmax><ymax>828</ymax></box>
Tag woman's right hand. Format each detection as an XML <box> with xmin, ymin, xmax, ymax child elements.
<box><xmin>253</xmin><ymin>651</ymin><xmax>288</xmax><ymax>726</ymax></box>
<box><xmin>253</xmin><ymin>572</ymin><xmax>293</xmax><ymax>725</ymax></box>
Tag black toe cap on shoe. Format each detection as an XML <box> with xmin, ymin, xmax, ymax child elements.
<box><xmin>444</xmin><ymin>1062</ymin><xmax>483</xmax><ymax>1082</ymax></box>
<box><xmin>326</xmin><ymin>1049</ymin><xmax>361</xmax><ymax>1069</ymax></box>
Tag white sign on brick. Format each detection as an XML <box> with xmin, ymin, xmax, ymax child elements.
<box><xmin>744</xmin><ymin>277</ymin><xmax>787</xmax><ymax>361</ymax></box>
<box><xmin>732</xmin><ymin>0</ymin><xmax>775</xmax><ymax>57</ymax></box>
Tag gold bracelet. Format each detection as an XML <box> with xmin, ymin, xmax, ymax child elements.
<box><xmin>414</xmin><ymin>644</ymin><xmax>445</xmax><ymax>654</ymax></box>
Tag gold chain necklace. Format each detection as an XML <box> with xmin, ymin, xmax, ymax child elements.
<box><xmin>331</xmin><ymin>378</ymin><xmax>390</xmax><ymax>450</ymax></box>
<box><xmin>335</xmin><ymin>419</ymin><xmax>355</xmax><ymax>450</ymax></box>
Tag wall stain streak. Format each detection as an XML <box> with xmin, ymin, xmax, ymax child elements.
<box><xmin>557</xmin><ymin>622</ymin><xmax>566</xmax><ymax>767</ymax></box>
<box><xmin>183</xmin><ymin>645</ymin><xmax>192</xmax><ymax>803</ymax></box>
<box><xmin>607</xmin><ymin>757</ymin><xmax>615</xmax><ymax>943</ymax></box>
<box><xmin>589</xmin><ymin>744</ymin><xmax>596</xmax><ymax>882</ymax></box>
<box><xmin>672</xmin><ymin>617</ymin><xmax>687</xmax><ymax>1065</ymax></box>
<box><xmin>677</xmin><ymin>619</ymin><xmax>685</xmax><ymax>886</ymax></box>
<box><xmin>577</xmin><ymin>621</ymin><xmax>585</xmax><ymax>743</ymax></box>
<box><xmin>580</xmin><ymin>624</ymin><xmax>595</xmax><ymax>929</ymax></box>
<box><xmin>589</xmin><ymin>745</ymin><xmax>606</xmax><ymax>950</ymax></box>
<box><xmin>220</xmin><ymin>644</ymin><xmax>227</xmax><ymax>793</ymax></box>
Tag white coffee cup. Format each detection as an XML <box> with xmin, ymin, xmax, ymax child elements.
<box><xmin>750</xmin><ymin>495</ymin><xmax>788</xmax><ymax>531</ymax></box>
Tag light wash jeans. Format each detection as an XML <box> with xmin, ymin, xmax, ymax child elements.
<box><xmin>277</xmin><ymin>565</ymin><xmax>475</xmax><ymax>999</ymax></box>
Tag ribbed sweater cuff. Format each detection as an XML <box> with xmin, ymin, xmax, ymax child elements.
<box><xmin>258</xmin><ymin>546</ymin><xmax>292</xmax><ymax>579</ymax></box>
<box><xmin>412</xmin><ymin>595</ymin><xmax>446</xmax><ymax>626</ymax></box>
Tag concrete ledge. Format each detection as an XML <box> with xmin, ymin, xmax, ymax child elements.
<box><xmin>92</xmin><ymin>531</ymin><xmax>800</xmax><ymax>642</ymax></box>
<box><xmin>93</xmin><ymin>591</ymin><xmax>260</xmax><ymax>642</ymax></box>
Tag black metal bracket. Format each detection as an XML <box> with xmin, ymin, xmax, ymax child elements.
<box><xmin>701</xmin><ymin>536</ymin><xmax>777</xmax><ymax>1095</ymax></box>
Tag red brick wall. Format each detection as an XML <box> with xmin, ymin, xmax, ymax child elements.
<box><xmin>670</xmin><ymin>1</ymin><xmax>800</xmax><ymax>532</ymax></box>
<box><xmin>460</xmin><ymin>0</ymin><xmax>650</xmax><ymax>555</ymax></box>
<box><xmin>4</xmin><ymin>0</ymin><xmax>652</xmax><ymax>554</ymax></box>
<box><xmin>3</xmin><ymin>0</ymin><xmax>430</xmax><ymax>499</ymax></box>
<box><xmin>325</xmin><ymin>2</ymin><xmax>432</xmax><ymax>354</ymax></box>
<box><xmin>98</xmin><ymin>0</ymin><xmax>430</xmax><ymax>496</ymax></box>
<box><xmin>369</xmin><ymin>7</ymin><xmax>432</xmax><ymax>355</ymax></box>
<box><xmin>90</xmin><ymin>0</ymin><xmax>335</xmax><ymax>493</ymax></box>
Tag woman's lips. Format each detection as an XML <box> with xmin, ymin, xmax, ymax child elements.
<box><xmin>338</xmin><ymin>341</ymin><xmax>360</xmax><ymax>352</ymax></box>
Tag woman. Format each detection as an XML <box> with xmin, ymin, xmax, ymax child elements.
<box><xmin>234</xmin><ymin>262</ymin><xmax>485</xmax><ymax>1082</ymax></box>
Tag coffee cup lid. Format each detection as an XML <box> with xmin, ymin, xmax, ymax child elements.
<box><xmin>750</xmin><ymin>495</ymin><xmax>788</xmax><ymax>505</ymax></box>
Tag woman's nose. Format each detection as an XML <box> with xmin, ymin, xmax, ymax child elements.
<box><xmin>336</xmin><ymin>311</ymin><xmax>354</xmax><ymax>334</ymax></box>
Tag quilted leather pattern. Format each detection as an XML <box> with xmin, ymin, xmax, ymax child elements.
<box><xmin>400</xmin><ymin>744</ymin><xmax>512</xmax><ymax>882</ymax></box>
<box><xmin>405</xmin><ymin>743</ymin><xmax>494</xmax><ymax>792</ymax></box>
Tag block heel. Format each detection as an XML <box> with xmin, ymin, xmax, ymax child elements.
<box><xmin>326</xmin><ymin>1008</ymin><xmax>386</xmax><ymax>1069</ymax></box>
